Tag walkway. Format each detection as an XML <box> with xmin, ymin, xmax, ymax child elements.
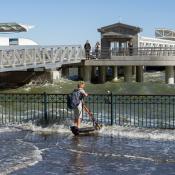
<box><xmin>0</xmin><ymin>45</ymin><xmax>84</xmax><ymax>72</ymax></box>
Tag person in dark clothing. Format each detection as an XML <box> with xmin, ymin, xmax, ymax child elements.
<box><xmin>84</xmin><ymin>40</ymin><xmax>91</xmax><ymax>59</ymax></box>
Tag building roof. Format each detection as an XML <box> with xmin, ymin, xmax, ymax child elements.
<box><xmin>103</xmin><ymin>32</ymin><xmax>133</xmax><ymax>38</ymax></box>
<box><xmin>155</xmin><ymin>28</ymin><xmax>175</xmax><ymax>41</ymax></box>
<box><xmin>98</xmin><ymin>22</ymin><xmax>142</xmax><ymax>33</ymax></box>
<box><xmin>0</xmin><ymin>23</ymin><xmax>34</xmax><ymax>33</ymax></box>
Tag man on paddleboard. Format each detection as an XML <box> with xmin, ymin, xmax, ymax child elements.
<box><xmin>74</xmin><ymin>81</ymin><xmax>88</xmax><ymax>128</ymax></box>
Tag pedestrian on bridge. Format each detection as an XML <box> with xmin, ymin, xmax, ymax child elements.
<box><xmin>95</xmin><ymin>41</ymin><xmax>100</xmax><ymax>59</ymax></box>
<box><xmin>84</xmin><ymin>40</ymin><xmax>91</xmax><ymax>59</ymax></box>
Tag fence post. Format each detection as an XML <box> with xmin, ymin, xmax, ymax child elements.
<box><xmin>110</xmin><ymin>92</ymin><xmax>113</xmax><ymax>125</ymax></box>
<box><xmin>43</xmin><ymin>92</ymin><xmax>48</xmax><ymax>124</ymax></box>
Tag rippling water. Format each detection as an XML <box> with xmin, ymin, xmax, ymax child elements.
<box><xmin>0</xmin><ymin>124</ymin><xmax>174</xmax><ymax>175</ymax></box>
<box><xmin>0</xmin><ymin>72</ymin><xmax>175</xmax><ymax>174</ymax></box>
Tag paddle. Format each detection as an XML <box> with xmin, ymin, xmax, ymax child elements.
<box><xmin>83</xmin><ymin>104</ymin><xmax>102</xmax><ymax>130</ymax></box>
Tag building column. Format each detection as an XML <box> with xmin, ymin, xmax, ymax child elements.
<box><xmin>101</xmin><ymin>38</ymin><xmax>111</xmax><ymax>59</ymax></box>
<box><xmin>124</xmin><ymin>66</ymin><xmax>132</xmax><ymax>82</ymax></box>
<box><xmin>119</xmin><ymin>41</ymin><xmax>122</xmax><ymax>49</ymax></box>
<box><xmin>91</xmin><ymin>66</ymin><xmax>97</xmax><ymax>81</ymax></box>
<box><xmin>78</xmin><ymin>67</ymin><xmax>84</xmax><ymax>80</ymax></box>
<box><xmin>51</xmin><ymin>69</ymin><xmax>61</xmax><ymax>83</ymax></box>
<box><xmin>98</xmin><ymin>66</ymin><xmax>106</xmax><ymax>83</ymax></box>
<box><xmin>165</xmin><ymin>66</ymin><xmax>174</xmax><ymax>84</ymax></box>
<box><xmin>119</xmin><ymin>41</ymin><xmax>122</xmax><ymax>56</ymax></box>
<box><xmin>83</xmin><ymin>66</ymin><xmax>92</xmax><ymax>82</ymax></box>
<box><xmin>112</xmin><ymin>66</ymin><xmax>118</xmax><ymax>82</ymax></box>
<box><xmin>62</xmin><ymin>67</ymin><xmax>69</xmax><ymax>79</ymax></box>
<box><xmin>136</xmin><ymin>66</ymin><xmax>144</xmax><ymax>82</ymax></box>
<box><xmin>132</xmin><ymin>66</ymin><xmax>136</xmax><ymax>75</ymax></box>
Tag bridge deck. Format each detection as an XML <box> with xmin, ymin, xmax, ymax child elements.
<box><xmin>83</xmin><ymin>56</ymin><xmax>175</xmax><ymax>66</ymax></box>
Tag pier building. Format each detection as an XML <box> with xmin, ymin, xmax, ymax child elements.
<box><xmin>78</xmin><ymin>22</ymin><xmax>175</xmax><ymax>84</ymax></box>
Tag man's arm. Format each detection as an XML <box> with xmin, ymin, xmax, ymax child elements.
<box><xmin>79</xmin><ymin>89</ymin><xmax>88</xmax><ymax>97</ymax></box>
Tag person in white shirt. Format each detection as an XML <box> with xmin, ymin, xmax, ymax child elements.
<box><xmin>95</xmin><ymin>41</ymin><xmax>100</xmax><ymax>59</ymax></box>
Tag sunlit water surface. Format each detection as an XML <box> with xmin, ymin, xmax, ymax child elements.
<box><xmin>0</xmin><ymin>124</ymin><xmax>174</xmax><ymax>175</ymax></box>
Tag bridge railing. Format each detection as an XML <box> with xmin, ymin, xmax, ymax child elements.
<box><xmin>0</xmin><ymin>93</ymin><xmax>175</xmax><ymax>129</ymax></box>
<box><xmin>111</xmin><ymin>47</ymin><xmax>175</xmax><ymax>56</ymax></box>
<box><xmin>0</xmin><ymin>45</ymin><xmax>84</xmax><ymax>71</ymax></box>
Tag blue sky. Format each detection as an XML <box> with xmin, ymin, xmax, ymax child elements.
<box><xmin>0</xmin><ymin>0</ymin><xmax>175</xmax><ymax>46</ymax></box>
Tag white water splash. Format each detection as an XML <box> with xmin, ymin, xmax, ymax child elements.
<box><xmin>99</xmin><ymin>125</ymin><xmax>175</xmax><ymax>141</ymax></box>
<box><xmin>4</xmin><ymin>121</ymin><xmax>175</xmax><ymax>141</ymax></box>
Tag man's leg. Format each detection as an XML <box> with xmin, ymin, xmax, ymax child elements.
<box><xmin>74</xmin><ymin>118</ymin><xmax>78</xmax><ymax>127</ymax></box>
<box><xmin>74</xmin><ymin>118</ymin><xmax>81</xmax><ymax>128</ymax></box>
<box><xmin>74</xmin><ymin>108</ymin><xmax>82</xmax><ymax>128</ymax></box>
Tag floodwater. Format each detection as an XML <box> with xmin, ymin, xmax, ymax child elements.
<box><xmin>0</xmin><ymin>125</ymin><xmax>175</xmax><ymax>175</ymax></box>
<box><xmin>1</xmin><ymin>72</ymin><xmax>175</xmax><ymax>174</ymax></box>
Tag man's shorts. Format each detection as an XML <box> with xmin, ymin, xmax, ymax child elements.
<box><xmin>74</xmin><ymin>103</ymin><xmax>83</xmax><ymax>119</ymax></box>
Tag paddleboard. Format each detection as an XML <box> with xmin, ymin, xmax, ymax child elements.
<box><xmin>70</xmin><ymin>126</ymin><xmax>96</xmax><ymax>136</ymax></box>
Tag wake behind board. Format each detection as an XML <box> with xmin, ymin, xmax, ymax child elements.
<box><xmin>70</xmin><ymin>126</ymin><xmax>96</xmax><ymax>136</ymax></box>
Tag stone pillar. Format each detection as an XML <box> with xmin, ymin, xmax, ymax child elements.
<box><xmin>62</xmin><ymin>67</ymin><xmax>69</xmax><ymax>79</ymax></box>
<box><xmin>78</xmin><ymin>67</ymin><xmax>84</xmax><ymax>80</ymax></box>
<box><xmin>132</xmin><ymin>35</ymin><xmax>139</xmax><ymax>48</ymax></box>
<box><xmin>136</xmin><ymin>66</ymin><xmax>144</xmax><ymax>82</ymax></box>
<box><xmin>83</xmin><ymin>66</ymin><xmax>92</xmax><ymax>82</ymax></box>
<box><xmin>119</xmin><ymin>41</ymin><xmax>122</xmax><ymax>56</ymax></box>
<box><xmin>132</xmin><ymin>66</ymin><xmax>136</xmax><ymax>75</ymax></box>
<box><xmin>91</xmin><ymin>66</ymin><xmax>97</xmax><ymax>81</ymax></box>
<box><xmin>52</xmin><ymin>70</ymin><xmax>61</xmax><ymax>82</ymax></box>
<box><xmin>101</xmin><ymin>38</ymin><xmax>110</xmax><ymax>59</ymax></box>
<box><xmin>119</xmin><ymin>41</ymin><xmax>122</xmax><ymax>49</ymax></box>
<box><xmin>165</xmin><ymin>66</ymin><xmax>174</xmax><ymax>84</ymax></box>
<box><xmin>98</xmin><ymin>66</ymin><xmax>106</xmax><ymax>83</ymax></box>
<box><xmin>124</xmin><ymin>66</ymin><xmax>132</xmax><ymax>82</ymax></box>
<box><xmin>112</xmin><ymin>66</ymin><xmax>118</xmax><ymax>82</ymax></box>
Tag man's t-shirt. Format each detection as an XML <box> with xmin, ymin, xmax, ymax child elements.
<box><xmin>73</xmin><ymin>88</ymin><xmax>88</xmax><ymax>119</ymax></box>
<box><xmin>76</xmin><ymin>88</ymin><xmax>87</xmax><ymax>110</ymax></box>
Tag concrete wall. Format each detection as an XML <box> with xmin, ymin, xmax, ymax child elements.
<box><xmin>132</xmin><ymin>35</ymin><xmax>139</xmax><ymax>48</ymax></box>
<box><xmin>84</xmin><ymin>56</ymin><xmax>175</xmax><ymax>66</ymax></box>
<box><xmin>101</xmin><ymin>38</ymin><xmax>110</xmax><ymax>59</ymax></box>
<box><xmin>0</xmin><ymin>71</ymin><xmax>52</xmax><ymax>87</ymax></box>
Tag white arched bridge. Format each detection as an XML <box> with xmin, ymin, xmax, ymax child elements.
<box><xmin>0</xmin><ymin>45</ymin><xmax>84</xmax><ymax>72</ymax></box>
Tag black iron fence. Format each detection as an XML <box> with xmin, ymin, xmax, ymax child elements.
<box><xmin>0</xmin><ymin>93</ymin><xmax>175</xmax><ymax>129</ymax></box>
